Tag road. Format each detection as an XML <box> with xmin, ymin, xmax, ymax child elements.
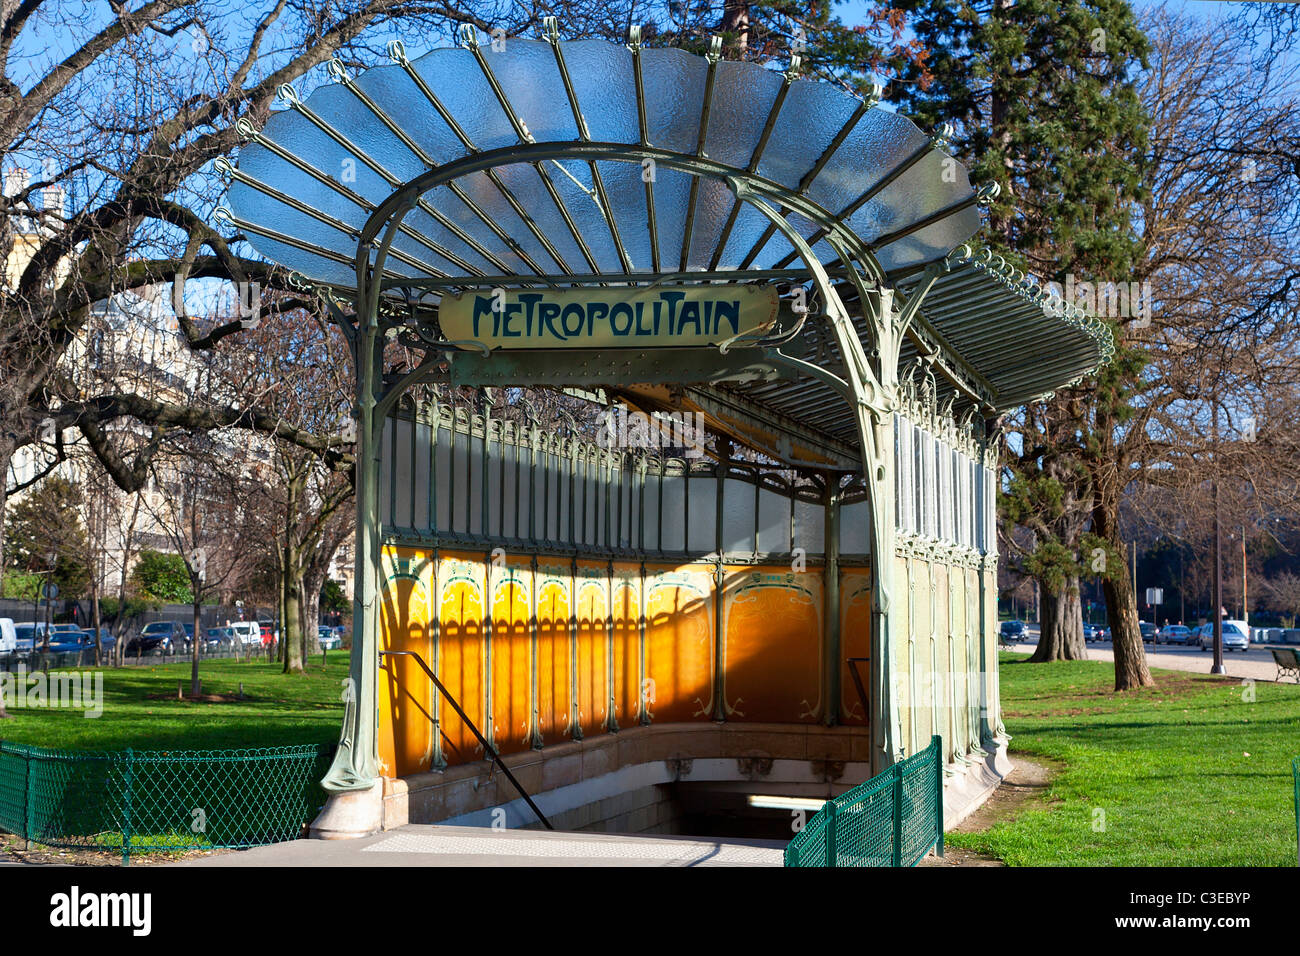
<box><xmin>1003</xmin><ymin>628</ymin><xmax>1290</xmax><ymax>683</ymax></box>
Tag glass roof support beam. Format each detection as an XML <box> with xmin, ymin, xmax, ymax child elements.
<box><xmin>628</xmin><ymin>29</ymin><xmax>661</xmax><ymax>273</ymax></box>
<box><xmin>733</xmin><ymin>182</ymin><xmax>901</xmax><ymax>772</ymax></box>
<box><xmin>674</xmin><ymin>384</ymin><xmax>862</xmax><ymax>471</ymax></box>
<box><xmin>735</xmin><ymin>98</ymin><xmax>870</xmax><ymax>273</ymax></box>
<box><xmin>769</xmin><ymin>128</ymin><xmax>951</xmax><ymax>272</ymax></box>
<box><xmin>679</xmin><ymin>37</ymin><xmax>723</xmax><ymax>272</ymax></box>
<box><xmin>386</xmin><ymin>41</ymin><xmax>575</xmax><ymax>277</ymax></box>
<box><xmin>274</xmin><ymin>84</ymin><xmax>519</xmax><ymax>278</ymax></box>
<box><xmin>544</xmin><ymin>19</ymin><xmax>635</xmax><ymax>275</ymax></box>
<box><xmin>459</xmin><ymin>27</ymin><xmax>603</xmax><ymax>275</ymax></box>
<box><xmin>227</xmin><ymin>120</ymin><xmax>484</xmax><ymax>282</ymax></box>
<box><xmin>324</xmin><ymin>57</ymin><xmax>552</xmax><ymax>279</ymax></box>
<box><xmin>708</xmin><ymin>55</ymin><xmax>801</xmax><ymax>272</ymax></box>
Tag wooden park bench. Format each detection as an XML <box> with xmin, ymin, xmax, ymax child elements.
<box><xmin>1270</xmin><ymin>647</ymin><xmax>1300</xmax><ymax>683</ymax></box>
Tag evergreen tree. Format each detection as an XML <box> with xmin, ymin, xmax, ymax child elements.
<box><xmin>891</xmin><ymin>0</ymin><xmax>1154</xmax><ymax>684</ymax></box>
<box><xmin>6</xmin><ymin>476</ymin><xmax>91</xmax><ymax>600</ymax></box>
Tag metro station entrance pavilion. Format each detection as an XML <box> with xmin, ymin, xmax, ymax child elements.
<box><xmin>222</xmin><ymin>25</ymin><xmax>1111</xmax><ymax>836</ymax></box>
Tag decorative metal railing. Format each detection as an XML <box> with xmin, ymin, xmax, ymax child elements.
<box><xmin>0</xmin><ymin>742</ymin><xmax>334</xmax><ymax>864</ymax></box>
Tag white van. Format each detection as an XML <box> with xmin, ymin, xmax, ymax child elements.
<box><xmin>228</xmin><ymin>621</ymin><xmax>262</xmax><ymax>646</ymax></box>
<box><xmin>0</xmin><ymin>619</ymin><xmax>16</xmax><ymax>654</ymax></box>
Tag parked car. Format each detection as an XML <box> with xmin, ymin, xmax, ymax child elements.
<box><xmin>125</xmin><ymin>621</ymin><xmax>189</xmax><ymax>656</ymax></box>
<box><xmin>317</xmin><ymin>626</ymin><xmax>342</xmax><ymax>650</ymax></box>
<box><xmin>258</xmin><ymin>620</ymin><xmax>278</xmax><ymax>644</ymax></box>
<box><xmin>1195</xmin><ymin>620</ymin><xmax>1251</xmax><ymax>652</ymax></box>
<box><xmin>0</xmin><ymin>618</ymin><xmax>15</xmax><ymax>654</ymax></box>
<box><xmin>1139</xmin><ymin>621</ymin><xmax>1157</xmax><ymax>643</ymax></box>
<box><xmin>204</xmin><ymin>627</ymin><xmax>236</xmax><ymax>651</ymax></box>
<box><xmin>45</xmin><ymin>630</ymin><xmax>113</xmax><ymax>656</ymax></box>
<box><xmin>12</xmin><ymin>621</ymin><xmax>58</xmax><ymax>651</ymax></box>
<box><xmin>228</xmin><ymin>621</ymin><xmax>262</xmax><ymax>646</ymax></box>
<box><xmin>83</xmin><ymin>629</ymin><xmax>117</xmax><ymax>653</ymax></box>
<box><xmin>1158</xmin><ymin>624</ymin><xmax>1192</xmax><ymax>645</ymax></box>
<box><xmin>13</xmin><ymin>622</ymin><xmax>42</xmax><ymax>651</ymax></box>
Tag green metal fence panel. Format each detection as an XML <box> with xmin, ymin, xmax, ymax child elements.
<box><xmin>1293</xmin><ymin>756</ymin><xmax>1299</xmax><ymax>868</ymax></box>
<box><xmin>0</xmin><ymin>742</ymin><xmax>335</xmax><ymax>864</ymax></box>
<box><xmin>785</xmin><ymin>735</ymin><xmax>944</xmax><ymax>867</ymax></box>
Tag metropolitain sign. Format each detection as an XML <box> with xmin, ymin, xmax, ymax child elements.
<box><xmin>439</xmin><ymin>285</ymin><xmax>779</xmax><ymax>350</ymax></box>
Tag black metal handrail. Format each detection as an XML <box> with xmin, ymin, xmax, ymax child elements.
<box><xmin>379</xmin><ymin>650</ymin><xmax>553</xmax><ymax>830</ymax></box>
<box><xmin>846</xmin><ymin>656</ymin><xmax>871</xmax><ymax>723</ymax></box>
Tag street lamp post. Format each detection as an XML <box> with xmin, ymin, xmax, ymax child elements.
<box><xmin>1211</xmin><ymin>405</ymin><xmax>1226</xmax><ymax>675</ymax></box>
<box><xmin>41</xmin><ymin>552</ymin><xmax>57</xmax><ymax>654</ymax></box>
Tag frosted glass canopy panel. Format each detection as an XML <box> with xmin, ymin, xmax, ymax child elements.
<box><xmin>224</xmin><ymin>38</ymin><xmax>985</xmax><ymax>288</ymax></box>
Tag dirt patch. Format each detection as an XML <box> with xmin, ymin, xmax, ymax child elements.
<box><xmin>920</xmin><ymin>754</ymin><xmax>1058</xmax><ymax>867</ymax></box>
<box><xmin>145</xmin><ymin>692</ymin><xmax>257</xmax><ymax>704</ymax></box>
<box><xmin>0</xmin><ymin>834</ymin><xmax>236</xmax><ymax>866</ymax></box>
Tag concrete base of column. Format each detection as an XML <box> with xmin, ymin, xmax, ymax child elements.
<box><xmin>309</xmin><ymin>780</ymin><xmax>385</xmax><ymax>840</ymax></box>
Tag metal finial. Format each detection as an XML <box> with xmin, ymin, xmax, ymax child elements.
<box><xmin>976</xmin><ymin>181</ymin><xmax>1001</xmax><ymax>205</ymax></box>
<box><xmin>326</xmin><ymin>58</ymin><xmax>349</xmax><ymax>83</ymax></box>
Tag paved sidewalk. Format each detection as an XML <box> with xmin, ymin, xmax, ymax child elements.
<box><xmin>179</xmin><ymin>824</ymin><xmax>787</xmax><ymax>867</ymax></box>
<box><xmin>1085</xmin><ymin>645</ymin><xmax>1285</xmax><ymax>682</ymax></box>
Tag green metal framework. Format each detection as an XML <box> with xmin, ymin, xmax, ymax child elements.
<box><xmin>220</xmin><ymin>23</ymin><xmax>1112</xmax><ymax>797</ymax></box>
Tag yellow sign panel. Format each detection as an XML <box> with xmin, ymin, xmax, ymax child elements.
<box><xmin>439</xmin><ymin>285</ymin><xmax>779</xmax><ymax>350</ymax></box>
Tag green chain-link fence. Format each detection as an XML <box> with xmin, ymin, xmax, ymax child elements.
<box><xmin>1293</xmin><ymin>756</ymin><xmax>1299</xmax><ymax>868</ymax></box>
<box><xmin>0</xmin><ymin>741</ymin><xmax>335</xmax><ymax>864</ymax></box>
<box><xmin>785</xmin><ymin>734</ymin><xmax>944</xmax><ymax>867</ymax></box>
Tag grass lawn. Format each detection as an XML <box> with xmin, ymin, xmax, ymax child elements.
<box><xmin>946</xmin><ymin>653</ymin><xmax>1300</xmax><ymax>866</ymax></box>
<box><xmin>0</xmin><ymin>655</ymin><xmax>349</xmax><ymax>752</ymax></box>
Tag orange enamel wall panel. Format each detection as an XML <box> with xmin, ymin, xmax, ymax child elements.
<box><xmin>535</xmin><ymin>564</ymin><xmax>572</xmax><ymax>744</ymax></box>
<box><xmin>721</xmin><ymin>567</ymin><xmax>824</xmax><ymax>723</ymax></box>
<box><xmin>490</xmin><ymin>561</ymin><xmax>532</xmax><ymax>754</ymax></box>
<box><xmin>611</xmin><ymin>567</ymin><xmax>641</xmax><ymax>729</ymax></box>
<box><xmin>378</xmin><ymin>546</ymin><xmax>435</xmax><ymax>778</ymax></box>
<box><xmin>436</xmin><ymin>552</ymin><xmax>487</xmax><ymax>765</ymax></box>
<box><xmin>644</xmin><ymin>564</ymin><xmax>715</xmax><ymax>723</ymax></box>
<box><xmin>839</xmin><ymin>568</ymin><xmax>873</xmax><ymax>725</ymax></box>
<box><xmin>575</xmin><ymin>562</ymin><xmax>610</xmax><ymax>737</ymax></box>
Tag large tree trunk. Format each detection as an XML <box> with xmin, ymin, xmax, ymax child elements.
<box><xmin>191</xmin><ymin>595</ymin><xmax>203</xmax><ymax>696</ymax></box>
<box><xmin>0</xmin><ymin>440</ymin><xmax>9</xmax><ymax>601</ymax></box>
<box><xmin>90</xmin><ymin>575</ymin><xmax>103</xmax><ymax>666</ymax></box>
<box><xmin>720</xmin><ymin>0</ymin><xmax>750</xmax><ymax>53</ymax></box>
<box><xmin>0</xmin><ymin>443</ymin><xmax>9</xmax><ymax>717</ymax></box>
<box><xmin>301</xmin><ymin>567</ymin><xmax>323</xmax><ymax>660</ymax></box>
<box><xmin>1101</xmin><ymin>558</ymin><xmax>1153</xmax><ymax>689</ymax></box>
<box><xmin>1092</xmin><ymin>504</ymin><xmax>1154</xmax><ymax>689</ymax></box>
<box><xmin>1029</xmin><ymin>573</ymin><xmax>1086</xmax><ymax>661</ymax></box>
<box><xmin>282</xmin><ymin>557</ymin><xmax>304</xmax><ymax>674</ymax></box>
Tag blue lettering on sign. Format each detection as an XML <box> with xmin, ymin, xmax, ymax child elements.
<box><xmin>609</xmin><ymin>302</ymin><xmax>634</xmax><ymax>335</ymax></box>
<box><xmin>463</xmin><ymin>291</ymin><xmax>752</xmax><ymax>342</ymax></box>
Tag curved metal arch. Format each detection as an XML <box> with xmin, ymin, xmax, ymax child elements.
<box><xmin>734</xmin><ymin>183</ymin><xmax>901</xmax><ymax>770</ymax></box>
<box><xmin>351</xmin><ymin>140</ymin><xmax>891</xmax><ymax>299</ymax></box>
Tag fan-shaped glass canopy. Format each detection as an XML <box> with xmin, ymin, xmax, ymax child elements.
<box><xmin>219</xmin><ymin>32</ymin><xmax>1111</xmax><ymax>418</ymax></box>
<box><xmin>222</xmin><ymin>36</ymin><xmax>983</xmax><ymax>290</ymax></box>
